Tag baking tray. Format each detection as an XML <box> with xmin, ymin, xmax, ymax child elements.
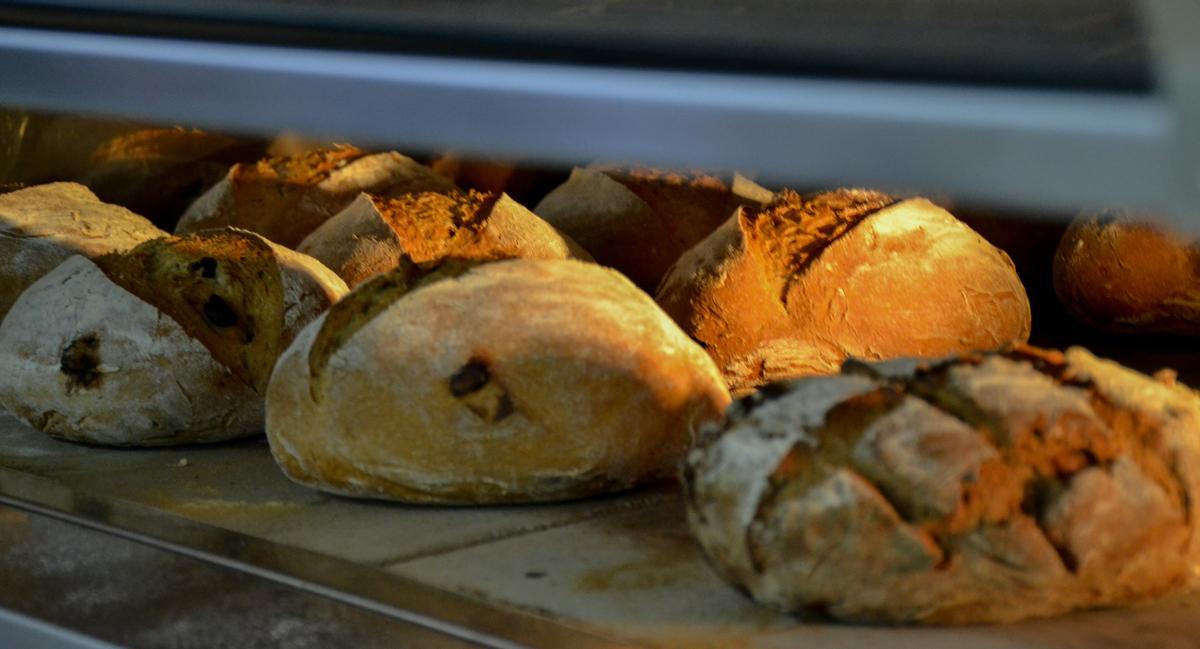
<box><xmin>3</xmin><ymin>411</ymin><xmax>1199</xmax><ymax>649</ymax></box>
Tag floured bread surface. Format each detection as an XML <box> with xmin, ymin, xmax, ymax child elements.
<box><xmin>534</xmin><ymin>165</ymin><xmax>773</xmax><ymax>291</ymax></box>
<box><xmin>0</xmin><ymin>230</ymin><xmax>347</xmax><ymax>446</ymax></box>
<box><xmin>0</xmin><ymin>256</ymin><xmax>261</xmax><ymax>445</ymax></box>
<box><xmin>657</xmin><ymin>190</ymin><xmax>1031</xmax><ymax>393</ymax></box>
<box><xmin>1053</xmin><ymin>211</ymin><xmax>1200</xmax><ymax>334</ymax></box>
<box><xmin>0</xmin><ymin>182</ymin><xmax>164</xmax><ymax>320</ymax></box>
<box><xmin>266</xmin><ymin>258</ymin><xmax>731</xmax><ymax>504</ymax></box>
<box><xmin>176</xmin><ymin>145</ymin><xmax>456</xmax><ymax>248</ymax></box>
<box><xmin>684</xmin><ymin>345</ymin><xmax>1200</xmax><ymax>624</ymax></box>
<box><xmin>298</xmin><ymin>190</ymin><xmax>592</xmax><ymax>287</ymax></box>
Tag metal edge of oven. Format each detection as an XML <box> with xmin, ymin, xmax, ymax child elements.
<box><xmin>0</xmin><ymin>467</ymin><xmax>636</xmax><ymax>649</ymax></box>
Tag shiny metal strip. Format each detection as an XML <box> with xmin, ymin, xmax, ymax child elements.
<box><xmin>0</xmin><ymin>607</ymin><xmax>123</xmax><ymax>649</ymax></box>
<box><xmin>0</xmin><ymin>24</ymin><xmax>1188</xmax><ymax>222</ymax></box>
<box><xmin>0</xmin><ymin>467</ymin><xmax>634</xmax><ymax>649</ymax></box>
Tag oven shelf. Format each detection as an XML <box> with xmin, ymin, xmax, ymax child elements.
<box><xmin>0</xmin><ymin>1</ymin><xmax>1197</xmax><ymax>224</ymax></box>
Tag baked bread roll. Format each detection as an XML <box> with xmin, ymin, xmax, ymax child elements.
<box><xmin>266</xmin><ymin>258</ymin><xmax>730</xmax><ymax>504</ymax></box>
<box><xmin>428</xmin><ymin>153</ymin><xmax>567</xmax><ymax>205</ymax></box>
<box><xmin>0</xmin><ymin>182</ymin><xmax>164</xmax><ymax>321</ymax></box>
<box><xmin>297</xmin><ymin>190</ymin><xmax>592</xmax><ymax>288</ymax></box>
<box><xmin>1053</xmin><ymin>211</ymin><xmax>1200</xmax><ymax>334</ymax></box>
<box><xmin>534</xmin><ymin>165</ymin><xmax>774</xmax><ymax>291</ymax></box>
<box><xmin>176</xmin><ymin>145</ymin><xmax>456</xmax><ymax>248</ymax></box>
<box><xmin>79</xmin><ymin>127</ymin><xmax>267</xmax><ymax>230</ymax></box>
<box><xmin>0</xmin><ymin>229</ymin><xmax>347</xmax><ymax>446</ymax></box>
<box><xmin>684</xmin><ymin>345</ymin><xmax>1200</xmax><ymax>624</ymax></box>
<box><xmin>656</xmin><ymin>189</ymin><xmax>1032</xmax><ymax>393</ymax></box>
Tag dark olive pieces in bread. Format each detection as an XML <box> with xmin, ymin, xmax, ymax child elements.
<box><xmin>0</xmin><ymin>182</ymin><xmax>164</xmax><ymax>321</ymax></box>
<box><xmin>656</xmin><ymin>189</ymin><xmax>1032</xmax><ymax>394</ymax></box>
<box><xmin>266</xmin><ymin>258</ymin><xmax>730</xmax><ymax>504</ymax></box>
<box><xmin>176</xmin><ymin>145</ymin><xmax>456</xmax><ymax>248</ymax></box>
<box><xmin>534</xmin><ymin>165</ymin><xmax>775</xmax><ymax>291</ymax></box>
<box><xmin>1054</xmin><ymin>211</ymin><xmax>1200</xmax><ymax>334</ymax></box>
<box><xmin>684</xmin><ymin>345</ymin><xmax>1200</xmax><ymax>624</ymax></box>
<box><xmin>79</xmin><ymin>127</ymin><xmax>269</xmax><ymax>230</ymax></box>
<box><xmin>0</xmin><ymin>229</ymin><xmax>348</xmax><ymax>446</ymax></box>
<box><xmin>298</xmin><ymin>190</ymin><xmax>592</xmax><ymax>288</ymax></box>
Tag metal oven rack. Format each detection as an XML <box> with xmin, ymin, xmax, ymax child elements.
<box><xmin>1</xmin><ymin>2</ymin><xmax>1199</xmax><ymax>648</ymax></box>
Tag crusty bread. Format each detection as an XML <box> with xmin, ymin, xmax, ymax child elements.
<box><xmin>175</xmin><ymin>146</ymin><xmax>456</xmax><ymax>248</ymax></box>
<box><xmin>1053</xmin><ymin>211</ymin><xmax>1200</xmax><ymax>334</ymax></box>
<box><xmin>428</xmin><ymin>153</ymin><xmax>567</xmax><ymax>205</ymax></box>
<box><xmin>266</xmin><ymin>258</ymin><xmax>730</xmax><ymax>504</ymax></box>
<box><xmin>298</xmin><ymin>190</ymin><xmax>592</xmax><ymax>288</ymax></box>
<box><xmin>656</xmin><ymin>189</ymin><xmax>1032</xmax><ymax>393</ymax></box>
<box><xmin>684</xmin><ymin>345</ymin><xmax>1200</xmax><ymax>624</ymax></box>
<box><xmin>0</xmin><ymin>182</ymin><xmax>164</xmax><ymax>321</ymax></box>
<box><xmin>534</xmin><ymin>165</ymin><xmax>774</xmax><ymax>291</ymax></box>
<box><xmin>0</xmin><ymin>229</ymin><xmax>347</xmax><ymax>446</ymax></box>
<box><xmin>79</xmin><ymin>127</ymin><xmax>267</xmax><ymax>230</ymax></box>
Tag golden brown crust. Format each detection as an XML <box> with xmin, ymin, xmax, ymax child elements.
<box><xmin>657</xmin><ymin>191</ymin><xmax>1032</xmax><ymax>393</ymax></box>
<box><xmin>534</xmin><ymin>166</ymin><xmax>772</xmax><ymax>291</ymax></box>
<box><xmin>80</xmin><ymin>128</ymin><xmax>267</xmax><ymax>230</ymax></box>
<box><xmin>1053</xmin><ymin>212</ymin><xmax>1200</xmax><ymax>334</ymax></box>
<box><xmin>684</xmin><ymin>344</ymin><xmax>1200</xmax><ymax>624</ymax></box>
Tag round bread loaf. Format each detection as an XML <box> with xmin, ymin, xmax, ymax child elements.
<box><xmin>297</xmin><ymin>190</ymin><xmax>592</xmax><ymax>288</ymax></box>
<box><xmin>79</xmin><ymin>127</ymin><xmax>267</xmax><ymax>230</ymax></box>
<box><xmin>684</xmin><ymin>345</ymin><xmax>1200</xmax><ymax>624</ymax></box>
<box><xmin>1053</xmin><ymin>211</ymin><xmax>1200</xmax><ymax>334</ymax></box>
<box><xmin>0</xmin><ymin>182</ymin><xmax>164</xmax><ymax>321</ymax></box>
<box><xmin>176</xmin><ymin>145</ymin><xmax>456</xmax><ymax>248</ymax></box>
<box><xmin>0</xmin><ymin>229</ymin><xmax>347</xmax><ymax>446</ymax></box>
<box><xmin>266</xmin><ymin>258</ymin><xmax>730</xmax><ymax>504</ymax></box>
<box><xmin>656</xmin><ymin>189</ymin><xmax>1032</xmax><ymax>394</ymax></box>
<box><xmin>534</xmin><ymin>165</ymin><xmax>774</xmax><ymax>291</ymax></box>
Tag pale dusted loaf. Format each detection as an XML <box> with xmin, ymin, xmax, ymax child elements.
<box><xmin>0</xmin><ymin>229</ymin><xmax>347</xmax><ymax>446</ymax></box>
<box><xmin>80</xmin><ymin>127</ymin><xmax>267</xmax><ymax>229</ymax></box>
<box><xmin>266</xmin><ymin>258</ymin><xmax>730</xmax><ymax>504</ymax></box>
<box><xmin>656</xmin><ymin>189</ymin><xmax>1032</xmax><ymax>393</ymax></box>
<box><xmin>534</xmin><ymin>165</ymin><xmax>774</xmax><ymax>291</ymax></box>
<box><xmin>176</xmin><ymin>145</ymin><xmax>455</xmax><ymax>248</ymax></box>
<box><xmin>1054</xmin><ymin>211</ymin><xmax>1200</xmax><ymax>334</ymax></box>
<box><xmin>0</xmin><ymin>182</ymin><xmax>164</xmax><ymax>321</ymax></box>
<box><xmin>298</xmin><ymin>190</ymin><xmax>592</xmax><ymax>288</ymax></box>
<box><xmin>684</xmin><ymin>345</ymin><xmax>1200</xmax><ymax>624</ymax></box>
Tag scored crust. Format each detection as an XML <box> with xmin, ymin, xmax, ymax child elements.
<box><xmin>176</xmin><ymin>145</ymin><xmax>456</xmax><ymax>247</ymax></box>
<box><xmin>1053</xmin><ymin>211</ymin><xmax>1200</xmax><ymax>334</ymax></box>
<box><xmin>298</xmin><ymin>190</ymin><xmax>591</xmax><ymax>287</ymax></box>
<box><xmin>0</xmin><ymin>182</ymin><xmax>164</xmax><ymax>320</ymax></box>
<box><xmin>683</xmin><ymin>345</ymin><xmax>1200</xmax><ymax>624</ymax></box>
<box><xmin>534</xmin><ymin>165</ymin><xmax>773</xmax><ymax>291</ymax></box>
<box><xmin>266</xmin><ymin>258</ymin><xmax>730</xmax><ymax>504</ymax></box>
<box><xmin>657</xmin><ymin>190</ymin><xmax>1032</xmax><ymax>393</ymax></box>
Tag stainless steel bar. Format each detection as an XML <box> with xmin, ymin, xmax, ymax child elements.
<box><xmin>0</xmin><ymin>25</ymin><xmax>1187</xmax><ymax>223</ymax></box>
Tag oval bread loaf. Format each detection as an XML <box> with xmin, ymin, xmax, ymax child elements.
<box><xmin>266</xmin><ymin>258</ymin><xmax>730</xmax><ymax>504</ymax></box>
<box><xmin>298</xmin><ymin>190</ymin><xmax>592</xmax><ymax>288</ymax></box>
<box><xmin>684</xmin><ymin>345</ymin><xmax>1200</xmax><ymax>624</ymax></box>
<box><xmin>657</xmin><ymin>189</ymin><xmax>1032</xmax><ymax>393</ymax></box>
<box><xmin>0</xmin><ymin>182</ymin><xmax>164</xmax><ymax>321</ymax></box>
<box><xmin>176</xmin><ymin>145</ymin><xmax>456</xmax><ymax>248</ymax></box>
<box><xmin>534</xmin><ymin>165</ymin><xmax>774</xmax><ymax>291</ymax></box>
<box><xmin>1053</xmin><ymin>211</ymin><xmax>1200</xmax><ymax>334</ymax></box>
<box><xmin>0</xmin><ymin>229</ymin><xmax>348</xmax><ymax>446</ymax></box>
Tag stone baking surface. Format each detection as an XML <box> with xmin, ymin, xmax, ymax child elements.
<box><xmin>2</xmin><ymin>411</ymin><xmax>1197</xmax><ymax>647</ymax></box>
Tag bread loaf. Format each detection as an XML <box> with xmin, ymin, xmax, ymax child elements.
<box><xmin>175</xmin><ymin>146</ymin><xmax>456</xmax><ymax>248</ymax></box>
<box><xmin>0</xmin><ymin>229</ymin><xmax>347</xmax><ymax>446</ymax></box>
<box><xmin>656</xmin><ymin>189</ymin><xmax>1032</xmax><ymax>393</ymax></box>
<box><xmin>0</xmin><ymin>182</ymin><xmax>164</xmax><ymax>321</ymax></box>
<box><xmin>79</xmin><ymin>127</ymin><xmax>267</xmax><ymax>230</ymax></box>
<box><xmin>298</xmin><ymin>190</ymin><xmax>592</xmax><ymax>288</ymax></box>
<box><xmin>1053</xmin><ymin>212</ymin><xmax>1200</xmax><ymax>334</ymax></box>
<box><xmin>684</xmin><ymin>345</ymin><xmax>1200</xmax><ymax>624</ymax></box>
<box><xmin>534</xmin><ymin>165</ymin><xmax>774</xmax><ymax>291</ymax></box>
<box><xmin>266</xmin><ymin>258</ymin><xmax>730</xmax><ymax>504</ymax></box>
